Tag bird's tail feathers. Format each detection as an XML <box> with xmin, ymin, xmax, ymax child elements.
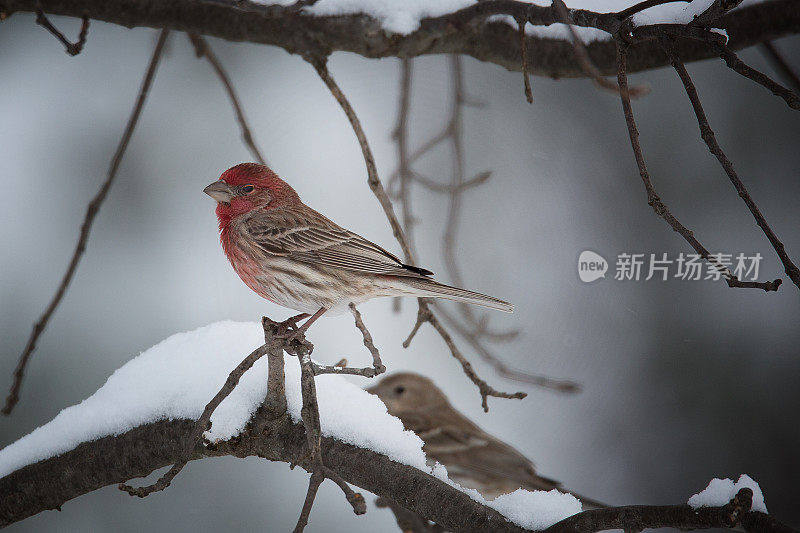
<box><xmin>400</xmin><ymin>278</ymin><xmax>513</xmax><ymax>313</ymax></box>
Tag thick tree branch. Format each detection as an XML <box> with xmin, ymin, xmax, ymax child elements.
<box><xmin>2</xmin><ymin>406</ymin><xmax>796</xmax><ymax>532</ymax></box>
<box><xmin>1</xmin><ymin>0</ymin><xmax>797</xmax><ymax>78</ymax></box>
<box><xmin>1</xmin><ymin>29</ymin><xmax>170</xmax><ymax>416</ymax></box>
<box><xmin>541</xmin><ymin>488</ymin><xmax>794</xmax><ymax>533</ymax></box>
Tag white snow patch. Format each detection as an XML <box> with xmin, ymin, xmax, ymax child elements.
<box><xmin>710</xmin><ymin>27</ymin><xmax>729</xmax><ymax>44</ymax></box>
<box><xmin>0</xmin><ymin>322</ymin><xmax>426</xmax><ymax>479</ymax></box>
<box><xmin>429</xmin><ymin>459</ymin><xmax>581</xmax><ymax>529</ymax></box>
<box><xmin>491</xmin><ymin>489</ymin><xmax>582</xmax><ymax>531</ymax></box>
<box><xmin>688</xmin><ymin>474</ymin><xmax>767</xmax><ymax>513</ymax></box>
<box><xmin>0</xmin><ymin>321</ymin><xmax>582</xmax><ymax>530</ymax></box>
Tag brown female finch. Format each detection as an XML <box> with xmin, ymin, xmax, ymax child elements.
<box><xmin>368</xmin><ymin>372</ymin><xmax>604</xmax><ymax>508</ymax></box>
<box><xmin>204</xmin><ymin>163</ymin><xmax>512</xmax><ymax>331</ymax></box>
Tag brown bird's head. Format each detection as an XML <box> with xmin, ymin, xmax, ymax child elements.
<box><xmin>366</xmin><ymin>372</ymin><xmax>451</xmax><ymax>417</ymax></box>
<box><xmin>204</xmin><ymin>163</ymin><xmax>301</xmax><ymax>223</ymax></box>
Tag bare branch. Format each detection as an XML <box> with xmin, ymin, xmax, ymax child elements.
<box><xmin>433</xmin><ymin>304</ymin><xmax>581</xmax><ymax>393</ymax></box>
<box><xmin>392</xmin><ymin>56</ymin><xmax>580</xmax><ymax>397</ymax></box>
<box><xmin>553</xmin><ymin>0</ymin><xmax>649</xmax><ymax>98</ymax></box>
<box><xmin>542</xmin><ymin>488</ymin><xmax>795</xmax><ymax>533</ymax></box>
<box><xmin>760</xmin><ymin>41</ymin><xmax>800</xmax><ymax>92</ymax></box>
<box><xmin>187</xmin><ymin>33</ymin><xmax>267</xmax><ymax>165</ymax></box>
<box><xmin>660</xmin><ymin>36</ymin><xmax>800</xmax><ymax>290</ymax></box>
<box><xmin>517</xmin><ymin>16</ymin><xmax>533</xmax><ymax>103</ymax></box>
<box><xmin>2</xmin><ymin>29</ymin><xmax>170</xmax><ymax>416</ymax></box>
<box><xmin>614</xmin><ymin>40</ymin><xmax>781</xmax><ymax>293</ymax></box>
<box><xmin>348</xmin><ymin>303</ymin><xmax>386</xmax><ymax>376</ymax></box>
<box><xmin>4</xmin><ymin>0</ymin><xmax>798</xmax><ymax>78</ymax></box>
<box><xmin>716</xmin><ymin>43</ymin><xmax>800</xmax><ymax>111</ymax></box>
<box><xmin>394</xmin><ymin>58</ymin><xmax>416</xmax><ymax>255</ymax></box>
<box><xmin>34</xmin><ymin>7</ymin><xmax>89</xmax><ymax>56</ymax></box>
<box><xmin>291</xmin><ymin>332</ymin><xmax>366</xmax><ymax>532</ymax></box>
<box><xmin>407</xmin><ymin>170</ymin><xmax>492</xmax><ymax>194</ymax></box>
<box><xmin>309</xmin><ymin>54</ymin><xmax>524</xmax><ymax>409</ymax></box>
<box><xmin>308</xmin><ymin>56</ymin><xmax>415</xmax><ymax>265</ymax></box>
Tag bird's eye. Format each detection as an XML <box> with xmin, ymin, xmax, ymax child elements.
<box><xmin>242</xmin><ymin>185</ymin><xmax>255</xmax><ymax>194</ymax></box>
<box><xmin>394</xmin><ymin>386</ymin><xmax>405</xmax><ymax>395</ymax></box>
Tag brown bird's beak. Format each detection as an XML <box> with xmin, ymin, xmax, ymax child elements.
<box><xmin>203</xmin><ymin>180</ymin><xmax>234</xmax><ymax>203</ymax></box>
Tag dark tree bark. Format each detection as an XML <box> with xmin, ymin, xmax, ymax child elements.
<box><xmin>0</xmin><ymin>416</ymin><xmax>526</xmax><ymax>533</ymax></box>
<box><xmin>1</xmin><ymin>0</ymin><xmax>798</xmax><ymax>77</ymax></box>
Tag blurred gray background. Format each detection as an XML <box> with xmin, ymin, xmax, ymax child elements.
<box><xmin>1</xmin><ymin>14</ymin><xmax>798</xmax><ymax>532</ymax></box>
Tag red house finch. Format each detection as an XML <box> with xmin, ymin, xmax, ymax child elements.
<box><xmin>204</xmin><ymin>163</ymin><xmax>512</xmax><ymax>331</ymax></box>
<box><xmin>367</xmin><ymin>372</ymin><xmax>604</xmax><ymax>507</ymax></box>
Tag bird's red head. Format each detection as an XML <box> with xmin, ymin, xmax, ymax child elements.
<box><xmin>204</xmin><ymin>163</ymin><xmax>301</xmax><ymax>227</ymax></box>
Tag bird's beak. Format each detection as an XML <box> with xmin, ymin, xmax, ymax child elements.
<box><xmin>203</xmin><ymin>180</ymin><xmax>234</xmax><ymax>203</ymax></box>
<box><xmin>364</xmin><ymin>385</ymin><xmax>378</xmax><ymax>395</ymax></box>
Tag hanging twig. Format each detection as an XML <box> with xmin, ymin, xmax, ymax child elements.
<box><xmin>187</xmin><ymin>33</ymin><xmax>267</xmax><ymax>165</ymax></box>
<box><xmin>291</xmin><ymin>347</ymin><xmax>367</xmax><ymax>532</ymax></box>
<box><xmin>2</xmin><ymin>29</ymin><xmax>170</xmax><ymax>416</ymax></box>
<box><xmin>517</xmin><ymin>16</ymin><xmax>533</xmax><ymax>103</ymax></box>
<box><xmin>760</xmin><ymin>42</ymin><xmax>800</xmax><ymax>92</ymax></box>
<box><xmin>660</xmin><ymin>35</ymin><xmax>800</xmax><ymax>290</ymax></box>
<box><xmin>391</xmin><ymin>56</ymin><xmax>580</xmax><ymax>396</ymax></box>
<box><xmin>34</xmin><ymin>7</ymin><xmax>89</xmax><ymax>56</ymax></box>
<box><xmin>309</xmin><ymin>54</ymin><xmax>524</xmax><ymax>410</ymax></box>
<box><xmin>615</xmin><ymin>40</ymin><xmax>781</xmax><ymax>292</ymax></box>
<box><xmin>553</xmin><ymin>0</ymin><xmax>649</xmax><ymax>98</ymax></box>
<box><xmin>716</xmin><ymin>43</ymin><xmax>800</xmax><ymax>111</ymax></box>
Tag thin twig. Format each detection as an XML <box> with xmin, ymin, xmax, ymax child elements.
<box><xmin>405</xmin><ymin>301</ymin><xmax>527</xmax><ymax>412</ymax></box>
<box><xmin>394</xmin><ymin>58</ymin><xmax>416</xmax><ymax>256</ymax></box>
<box><xmin>390</xmin><ymin>55</ymin><xmax>571</xmax><ymax>398</ymax></box>
<box><xmin>553</xmin><ymin>0</ymin><xmax>649</xmax><ymax>98</ymax></box>
<box><xmin>187</xmin><ymin>33</ymin><xmax>267</xmax><ymax>165</ymax></box>
<box><xmin>433</xmin><ymin>303</ymin><xmax>581</xmax><ymax>393</ymax></box>
<box><xmin>2</xmin><ymin>29</ymin><xmax>170</xmax><ymax>416</ymax></box>
<box><xmin>408</xmin><ymin>170</ymin><xmax>492</xmax><ymax>193</ymax></box>
<box><xmin>308</xmin><ymin>55</ymin><xmax>414</xmax><ymax>264</ymax></box>
<box><xmin>119</xmin><ymin>342</ymin><xmax>271</xmax><ymax>496</ymax></box>
<box><xmin>660</xmin><ymin>35</ymin><xmax>800</xmax><ymax>290</ymax></box>
<box><xmin>310</xmin><ymin>54</ymin><xmax>525</xmax><ymax>409</ymax></box>
<box><xmin>309</xmin><ymin>304</ymin><xmax>386</xmax><ymax>378</ymax></box>
<box><xmin>517</xmin><ymin>17</ymin><xmax>533</xmax><ymax>103</ymax></box>
<box><xmin>615</xmin><ymin>40</ymin><xmax>781</xmax><ymax>292</ymax></box>
<box><xmin>348</xmin><ymin>303</ymin><xmax>386</xmax><ymax>375</ymax></box>
<box><xmin>716</xmin><ymin>43</ymin><xmax>800</xmax><ymax>111</ymax></box>
<box><xmin>760</xmin><ymin>42</ymin><xmax>800</xmax><ymax>93</ymax></box>
<box><xmin>35</xmin><ymin>8</ymin><xmax>89</xmax><ymax>56</ymax></box>
<box><xmin>292</xmin><ymin>347</ymin><xmax>366</xmax><ymax>532</ymax></box>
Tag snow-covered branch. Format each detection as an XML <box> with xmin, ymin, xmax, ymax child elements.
<box><xmin>1</xmin><ymin>323</ymin><xmax>796</xmax><ymax>532</ymax></box>
<box><xmin>2</xmin><ymin>0</ymin><xmax>798</xmax><ymax>78</ymax></box>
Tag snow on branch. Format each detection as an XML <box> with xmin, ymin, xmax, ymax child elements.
<box><xmin>0</xmin><ymin>321</ymin><xmax>795</xmax><ymax>532</ymax></box>
<box><xmin>2</xmin><ymin>0</ymin><xmax>798</xmax><ymax>78</ymax></box>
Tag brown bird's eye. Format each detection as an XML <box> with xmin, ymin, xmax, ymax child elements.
<box><xmin>242</xmin><ymin>185</ymin><xmax>255</xmax><ymax>194</ymax></box>
<box><xmin>394</xmin><ymin>386</ymin><xmax>405</xmax><ymax>395</ymax></box>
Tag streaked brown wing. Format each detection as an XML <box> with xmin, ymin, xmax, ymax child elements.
<box><xmin>422</xmin><ymin>426</ymin><xmax>560</xmax><ymax>492</ymax></box>
<box><xmin>243</xmin><ymin>208</ymin><xmax>431</xmax><ymax>277</ymax></box>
